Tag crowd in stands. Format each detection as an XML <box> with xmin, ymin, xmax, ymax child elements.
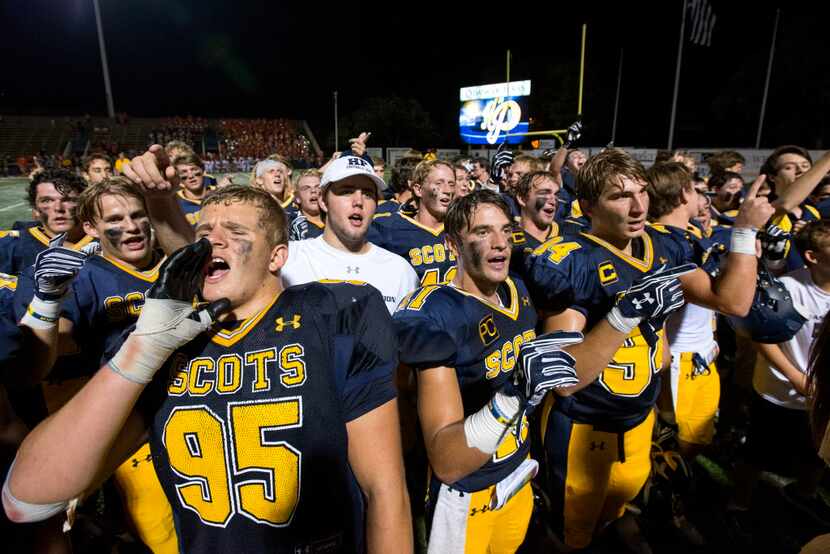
<box><xmin>147</xmin><ymin>116</ymin><xmax>209</xmax><ymax>152</ymax></box>
<box><xmin>219</xmin><ymin>118</ymin><xmax>315</xmax><ymax>165</ymax></box>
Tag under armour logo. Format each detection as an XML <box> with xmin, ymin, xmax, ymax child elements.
<box><xmin>275</xmin><ymin>314</ymin><xmax>302</xmax><ymax>331</ymax></box>
<box><xmin>346</xmin><ymin>266</ymin><xmax>360</xmax><ymax>274</ymax></box>
<box><xmin>522</xmin><ymin>296</ymin><xmax>530</xmax><ymax>306</ymax></box>
<box><xmin>631</xmin><ymin>293</ymin><xmax>655</xmax><ymax>310</ymax></box>
<box><xmin>469</xmin><ymin>504</ymin><xmax>491</xmax><ymax>517</ymax></box>
<box><xmin>589</xmin><ymin>441</ymin><xmax>605</xmax><ymax>451</ymax></box>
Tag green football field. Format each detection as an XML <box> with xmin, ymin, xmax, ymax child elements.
<box><xmin>0</xmin><ymin>177</ymin><xmax>32</xmax><ymax>229</ymax></box>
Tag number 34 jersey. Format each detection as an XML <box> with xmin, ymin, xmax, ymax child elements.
<box><xmin>525</xmin><ymin>227</ymin><xmax>687</xmax><ymax>430</ymax></box>
<box><xmin>143</xmin><ymin>282</ymin><xmax>398</xmax><ymax>554</ymax></box>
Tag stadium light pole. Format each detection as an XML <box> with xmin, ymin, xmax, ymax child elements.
<box><xmin>611</xmin><ymin>48</ymin><xmax>623</xmax><ymax>145</ymax></box>
<box><xmin>92</xmin><ymin>0</ymin><xmax>116</xmax><ymax>118</ymax></box>
<box><xmin>755</xmin><ymin>9</ymin><xmax>780</xmax><ymax>149</ymax></box>
<box><xmin>333</xmin><ymin>91</ymin><xmax>339</xmax><ymax>151</ymax></box>
<box><xmin>668</xmin><ymin>0</ymin><xmax>688</xmax><ymax>150</ymax></box>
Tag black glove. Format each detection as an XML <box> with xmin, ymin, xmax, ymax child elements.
<box><xmin>608</xmin><ymin>263</ymin><xmax>696</xmax><ymax>347</ymax></box>
<box><xmin>289</xmin><ymin>216</ymin><xmax>309</xmax><ymax>241</ymax></box>
<box><xmin>759</xmin><ymin>223</ymin><xmax>790</xmax><ymax>268</ymax></box>
<box><xmin>109</xmin><ymin>239</ymin><xmax>230</xmax><ymax>384</ymax></box>
<box><xmin>563</xmin><ymin>119</ymin><xmax>583</xmax><ymax>148</ymax></box>
<box><xmin>32</xmin><ymin>233</ymin><xmax>98</xmax><ymax>301</ymax></box>
<box><xmin>514</xmin><ymin>331</ymin><xmax>583</xmax><ymax>415</ymax></box>
<box><xmin>491</xmin><ymin>142</ymin><xmax>514</xmax><ymax>185</ymax></box>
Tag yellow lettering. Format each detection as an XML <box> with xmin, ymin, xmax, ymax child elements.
<box><xmin>279</xmin><ymin>344</ymin><xmax>306</xmax><ymax>388</ymax></box>
<box><xmin>188</xmin><ymin>358</ymin><xmax>214</xmax><ymax>396</ymax></box>
<box><xmin>217</xmin><ymin>354</ymin><xmax>243</xmax><ymax>394</ymax></box>
<box><xmin>409</xmin><ymin>247</ymin><xmax>423</xmax><ymax>266</ymax></box>
<box><xmin>485</xmin><ymin>351</ymin><xmax>501</xmax><ymax>380</ymax></box>
<box><xmin>125</xmin><ymin>292</ymin><xmax>145</xmax><ymax>317</ymax></box>
<box><xmin>422</xmin><ymin>245</ymin><xmax>434</xmax><ymax>264</ymax></box>
<box><xmin>246</xmin><ymin>348</ymin><xmax>276</xmax><ymax>393</ymax></box>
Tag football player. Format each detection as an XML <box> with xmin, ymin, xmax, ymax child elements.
<box><xmin>0</xmin><ymin>169</ymin><xmax>93</xmax><ymax>276</ymax></box>
<box><xmin>368</xmin><ymin>159</ymin><xmax>457</xmax><ymax>286</ymax></box>
<box><xmin>509</xmin><ymin>171</ymin><xmax>561</xmax><ymax>280</ymax></box>
<box><xmin>81</xmin><ymin>153</ymin><xmax>113</xmax><ymax>185</ymax></box>
<box><xmin>375</xmin><ymin>155</ymin><xmax>420</xmax><ymax>215</ymax></box>
<box><xmin>525</xmin><ymin>149</ymin><xmax>771</xmax><ymax>551</ymax></box>
<box><xmin>287</xmin><ymin>169</ymin><xmax>325</xmax><ymax>241</ymax></box>
<box><xmin>252</xmin><ymin>156</ymin><xmax>295</xmax><ymax>210</ymax></box>
<box><xmin>14</xmin><ymin>177</ymin><xmax>178</xmax><ymax>552</ymax></box>
<box><xmin>174</xmin><ymin>153</ymin><xmax>213</xmax><ymax>226</ymax></box>
<box><xmin>760</xmin><ymin>147</ymin><xmax>830</xmax><ymax>272</ymax></box>
<box><xmin>4</xmin><ymin>186</ymin><xmax>413</xmax><ymax>553</ymax></box>
<box><xmin>394</xmin><ymin>190</ymin><xmax>574</xmax><ymax>553</ymax></box>
<box><xmin>646</xmin><ymin>162</ymin><xmax>772</xmax><ymax>543</ymax></box>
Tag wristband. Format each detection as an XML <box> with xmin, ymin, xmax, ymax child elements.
<box><xmin>2</xmin><ymin>459</ymin><xmax>69</xmax><ymax>523</ymax></box>
<box><xmin>605</xmin><ymin>306</ymin><xmax>642</xmax><ymax>335</ymax></box>
<box><xmin>464</xmin><ymin>392</ymin><xmax>520</xmax><ymax>455</ymax></box>
<box><xmin>730</xmin><ymin>227</ymin><xmax>758</xmax><ymax>256</ymax></box>
<box><xmin>20</xmin><ymin>296</ymin><xmax>62</xmax><ymax>330</ymax></box>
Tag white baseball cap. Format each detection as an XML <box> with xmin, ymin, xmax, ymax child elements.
<box><xmin>321</xmin><ymin>155</ymin><xmax>387</xmax><ymax>192</ymax></box>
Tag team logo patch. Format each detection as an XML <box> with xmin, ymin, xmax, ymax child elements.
<box><xmin>478</xmin><ymin>314</ymin><xmax>499</xmax><ymax>346</ymax></box>
<box><xmin>275</xmin><ymin>314</ymin><xmax>302</xmax><ymax>331</ymax></box>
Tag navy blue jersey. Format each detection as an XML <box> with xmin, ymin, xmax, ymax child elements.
<box><xmin>374</xmin><ymin>199</ymin><xmax>400</xmax><ymax>216</ymax></box>
<box><xmin>710</xmin><ymin>207</ymin><xmax>738</xmax><ymax>227</ymax></box>
<box><xmin>815</xmin><ymin>198</ymin><xmax>830</xmax><ymax>220</ymax></box>
<box><xmin>14</xmin><ymin>254</ymin><xmax>162</xmax><ymax>381</ymax></box>
<box><xmin>0</xmin><ymin>272</ymin><xmax>22</xmax><ymax>371</ymax></box>
<box><xmin>500</xmin><ymin>192</ymin><xmax>521</xmax><ymax>220</ymax></box>
<box><xmin>64</xmin><ymin>254</ymin><xmax>163</xmax><ymax>365</ymax></box>
<box><xmin>771</xmin><ymin>203</ymin><xmax>821</xmax><ymax>271</ymax></box>
<box><xmin>176</xmin><ymin>191</ymin><xmax>205</xmax><ymax>227</ymax></box>
<box><xmin>525</xmin><ymin>227</ymin><xmax>687</xmax><ymax>430</ymax></box>
<box><xmin>394</xmin><ymin>277</ymin><xmax>536</xmax><ymax>492</ymax></box>
<box><xmin>367</xmin><ymin>212</ymin><xmax>456</xmax><ymax>286</ymax></box>
<box><xmin>509</xmin><ymin>223</ymin><xmax>560</xmax><ymax>280</ymax></box>
<box><xmin>0</xmin><ymin>226</ymin><xmax>96</xmax><ymax>276</ymax></box>
<box><xmin>649</xmin><ymin>223</ymin><xmax>726</xmax><ymax>277</ymax></box>
<box><xmin>138</xmin><ymin>282</ymin><xmax>397</xmax><ymax>554</ymax></box>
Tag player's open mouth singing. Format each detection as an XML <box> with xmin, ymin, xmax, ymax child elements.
<box><xmin>204</xmin><ymin>256</ymin><xmax>230</xmax><ymax>283</ymax></box>
<box><xmin>122</xmin><ymin>236</ymin><xmax>146</xmax><ymax>251</ymax></box>
<box><xmin>487</xmin><ymin>254</ymin><xmax>507</xmax><ymax>271</ymax></box>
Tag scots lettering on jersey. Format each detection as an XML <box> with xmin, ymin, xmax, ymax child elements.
<box><xmin>408</xmin><ymin>243</ymin><xmax>456</xmax><ymax>267</ymax></box>
<box><xmin>167</xmin><ymin>345</ymin><xmax>308</xmax><ymax>397</ymax></box>
<box><xmin>484</xmin><ymin>330</ymin><xmax>537</xmax><ymax>380</ymax></box>
<box><xmin>104</xmin><ymin>292</ymin><xmax>146</xmax><ymax>322</ymax></box>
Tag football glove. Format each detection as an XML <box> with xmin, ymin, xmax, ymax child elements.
<box><xmin>21</xmin><ymin>234</ymin><xmax>100</xmax><ymax>330</ymax></box>
<box><xmin>33</xmin><ymin>233</ymin><xmax>97</xmax><ymax>301</ymax></box>
<box><xmin>289</xmin><ymin>215</ymin><xmax>309</xmax><ymax>241</ymax></box>
<box><xmin>607</xmin><ymin>263</ymin><xmax>696</xmax><ymax>346</ymax></box>
<box><xmin>108</xmin><ymin>238</ymin><xmax>230</xmax><ymax>384</ymax></box>
<box><xmin>759</xmin><ymin>223</ymin><xmax>790</xmax><ymax>269</ymax></box>
<box><xmin>491</xmin><ymin>142</ymin><xmax>514</xmax><ymax>185</ymax></box>
<box><xmin>563</xmin><ymin>119</ymin><xmax>583</xmax><ymax>148</ymax></box>
<box><xmin>514</xmin><ymin>331</ymin><xmax>583</xmax><ymax>415</ymax></box>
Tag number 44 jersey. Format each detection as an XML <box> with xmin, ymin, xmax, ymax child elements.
<box><xmin>141</xmin><ymin>282</ymin><xmax>398</xmax><ymax>553</ymax></box>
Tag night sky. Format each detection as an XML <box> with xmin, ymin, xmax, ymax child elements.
<box><xmin>2</xmin><ymin>0</ymin><xmax>826</xmax><ymax>150</ymax></box>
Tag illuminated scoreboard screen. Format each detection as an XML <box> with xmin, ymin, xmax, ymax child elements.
<box><xmin>459</xmin><ymin>80</ymin><xmax>530</xmax><ymax>145</ymax></box>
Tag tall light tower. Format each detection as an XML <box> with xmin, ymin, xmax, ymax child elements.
<box><xmin>92</xmin><ymin>0</ymin><xmax>115</xmax><ymax>117</ymax></box>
